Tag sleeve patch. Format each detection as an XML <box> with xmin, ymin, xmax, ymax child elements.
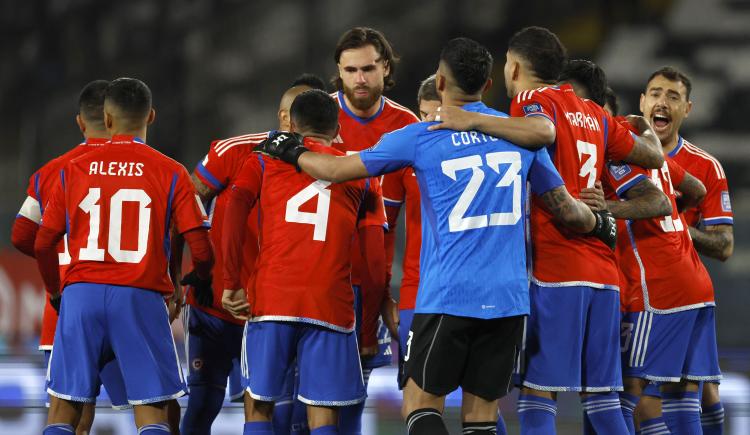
<box><xmin>522</xmin><ymin>103</ymin><xmax>543</xmax><ymax>115</ymax></box>
<box><xmin>721</xmin><ymin>191</ymin><xmax>732</xmax><ymax>212</ymax></box>
<box><xmin>608</xmin><ymin>163</ymin><xmax>631</xmax><ymax>181</ymax></box>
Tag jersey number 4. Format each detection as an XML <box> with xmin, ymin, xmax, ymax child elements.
<box><xmin>285</xmin><ymin>180</ymin><xmax>332</xmax><ymax>241</ymax></box>
<box><xmin>78</xmin><ymin>188</ymin><xmax>152</xmax><ymax>263</ymax></box>
<box><xmin>441</xmin><ymin>152</ymin><xmax>522</xmax><ymax>233</ymax></box>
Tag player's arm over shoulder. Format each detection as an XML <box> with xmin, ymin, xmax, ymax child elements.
<box><xmin>609</xmin><ymin>114</ymin><xmax>664</xmax><ymax>169</ymax></box>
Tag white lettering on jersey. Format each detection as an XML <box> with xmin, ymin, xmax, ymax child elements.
<box><xmin>89</xmin><ymin>161</ymin><xmax>145</xmax><ymax>177</ymax></box>
<box><xmin>564</xmin><ymin>111</ymin><xmax>601</xmax><ymax>132</ymax></box>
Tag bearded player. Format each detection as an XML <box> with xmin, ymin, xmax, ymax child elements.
<box><xmin>329</xmin><ymin>26</ymin><xmax>416</xmax><ymax>432</ymax></box>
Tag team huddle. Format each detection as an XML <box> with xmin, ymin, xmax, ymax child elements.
<box><xmin>10</xmin><ymin>25</ymin><xmax>733</xmax><ymax>435</ymax></box>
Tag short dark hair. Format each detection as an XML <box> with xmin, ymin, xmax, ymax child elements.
<box><xmin>78</xmin><ymin>80</ymin><xmax>109</xmax><ymax>122</ymax></box>
<box><xmin>604</xmin><ymin>87</ymin><xmax>619</xmax><ymax>115</ymax></box>
<box><xmin>290</xmin><ymin>89</ymin><xmax>339</xmax><ymax>136</ymax></box>
<box><xmin>646</xmin><ymin>66</ymin><xmax>692</xmax><ymax>100</ymax></box>
<box><xmin>291</xmin><ymin>73</ymin><xmax>327</xmax><ymax>91</ymax></box>
<box><xmin>439</xmin><ymin>37</ymin><xmax>493</xmax><ymax>95</ymax></box>
<box><xmin>105</xmin><ymin>78</ymin><xmax>152</xmax><ymax>122</ymax></box>
<box><xmin>559</xmin><ymin>59</ymin><xmax>608</xmax><ymax>106</ymax></box>
<box><xmin>508</xmin><ymin>26</ymin><xmax>567</xmax><ymax>84</ymax></box>
<box><xmin>333</xmin><ymin>27</ymin><xmax>399</xmax><ymax>91</ymax></box>
<box><xmin>417</xmin><ymin>74</ymin><xmax>439</xmax><ymax>106</ymax></box>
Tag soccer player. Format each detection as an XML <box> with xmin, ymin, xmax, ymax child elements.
<box><xmin>11</xmin><ymin>80</ymin><xmax>132</xmax><ymax>434</ymax></box>
<box><xmin>221</xmin><ymin>89</ymin><xmax>385</xmax><ymax>435</ymax></box>
<box><xmin>636</xmin><ymin>67</ymin><xmax>732</xmax><ymax>435</ymax></box>
<box><xmin>329</xmin><ymin>26</ymin><xmax>417</xmax><ymax>431</ymax></box>
<box><xmin>181</xmin><ymin>73</ymin><xmax>326</xmax><ymax>435</ymax></box>
<box><xmin>426</xmin><ymin>27</ymin><xmax>666</xmax><ymax>435</ymax></box>
<box><xmin>33</xmin><ymin>78</ymin><xmax>213</xmax><ymax>435</ymax></box>
<box><xmin>254</xmin><ymin>37</ymin><xmax>619</xmax><ymax>435</ymax></box>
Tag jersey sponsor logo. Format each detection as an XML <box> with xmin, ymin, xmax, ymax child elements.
<box><xmin>564</xmin><ymin>111</ymin><xmax>601</xmax><ymax>132</ymax></box>
<box><xmin>608</xmin><ymin>163</ymin><xmax>631</xmax><ymax>181</ymax></box>
<box><xmin>522</xmin><ymin>103</ymin><xmax>542</xmax><ymax>115</ymax></box>
<box><xmin>721</xmin><ymin>191</ymin><xmax>732</xmax><ymax>212</ymax></box>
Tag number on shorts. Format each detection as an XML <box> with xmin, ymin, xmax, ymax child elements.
<box><xmin>404</xmin><ymin>330</ymin><xmax>414</xmax><ymax>362</ymax></box>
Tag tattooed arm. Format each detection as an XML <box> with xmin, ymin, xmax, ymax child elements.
<box><xmin>607</xmin><ymin>179</ymin><xmax>672</xmax><ymax>220</ymax></box>
<box><xmin>191</xmin><ymin>173</ymin><xmax>218</xmax><ymax>203</ymax></box>
<box><xmin>675</xmin><ymin>172</ymin><xmax>706</xmax><ymax>212</ymax></box>
<box><xmin>689</xmin><ymin>225</ymin><xmax>734</xmax><ymax>261</ymax></box>
<box><xmin>540</xmin><ymin>186</ymin><xmax>596</xmax><ymax>233</ymax></box>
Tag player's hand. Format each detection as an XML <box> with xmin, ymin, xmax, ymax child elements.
<box><xmin>380</xmin><ymin>297</ymin><xmax>400</xmax><ymax>341</ymax></box>
<box><xmin>49</xmin><ymin>293</ymin><xmax>62</xmax><ymax>314</ymax></box>
<box><xmin>624</xmin><ymin>115</ymin><xmax>651</xmax><ymax>134</ymax></box>
<box><xmin>587</xmin><ymin>210</ymin><xmax>618</xmax><ymax>250</ymax></box>
<box><xmin>180</xmin><ymin>270</ymin><xmax>213</xmax><ymax>307</ymax></box>
<box><xmin>222</xmin><ymin>288</ymin><xmax>250</xmax><ymax>321</ymax></box>
<box><xmin>253</xmin><ymin>131</ymin><xmax>308</xmax><ymax>170</ymax></box>
<box><xmin>580</xmin><ymin>181</ymin><xmax>607</xmax><ymax>211</ymax></box>
<box><xmin>426</xmin><ymin>106</ymin><xmax>478</xmax><ymax>132</ymax></box>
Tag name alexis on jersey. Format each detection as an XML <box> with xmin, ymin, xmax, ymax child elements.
<box><xmin>564</xmin><ymin>111</ymin><xmax>601</xmax><ymax>132</ymax></box>
<box><xmin>89</xmin><ymin>161</ymin><xmax>145</xmax><ymax>177</ymax></box>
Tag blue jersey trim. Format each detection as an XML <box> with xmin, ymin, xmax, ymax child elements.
<box><xmin>668</xmin><ymin>136</ymin><xmax>683</xmax><ymax>158</ymax></box>
<box><xmin>34</xmin><ymin>172</ymin><xmax>43</xmax><ymax>214</ymax></box>
<box><xmin>602</xmin><ymin>115</ymin><xmax>609</xmax><ymax>156</ymax></box>
<box><xmin>615</xmin><ymin>174</ymin><xmax>648</xmax><ymax>197</ymax></box>
<box><xmin>60</xmin><ymin>170</ymin><xmax>69</xmax><ymax>234</ymax></box>
<box><xmin>163</xmin><ymin>174</ymin><xmax>177</xmax><ymax>259</ymax></box>
<box><xmin>702</xmin><ymin>217</ymin><xmax>733</xmax><ymax>226</ymax></box>
<box><xmin>195</xmin><ymin>162</ymin><xmax>225</xmax><ymax>191</ymax></box>
<box><xmin>338</xmin><ymin>91</ymin><xmax>385</xmax><ymax>125</ymax></box>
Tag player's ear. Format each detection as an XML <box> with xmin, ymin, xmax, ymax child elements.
<box><xmin>639</xmin><ymin>93</ymin><xmax>646</xmax><ymax>115</ymax></box>
<box><xmin>289</xmin><ymin>118</ymin><xmax>297</xmax><ymax>134</ymax></box>
<box><xmin>684</xmin><ymin>100</ymin><xmax>693</xmax><ymax>118</ymax></box>
<box><xmin>436</xmin><ymin>73</ymin><xmax>446</xmax><ymax>93</ymax></box>
<box><xmin>76</xmin><ymin>114</ymin><xmax>86</xmax><ymax>134</ymax></box>
<box><xmin>382</xmin><ymin>59</ymin><xmax>390</xmax><ymax>78</ymax></box>
<box><xmin>483</xmin><ymin>78</ymin><xmax>493</xmax><ymax>94</ymax></box>
<box><xmin>511</xmin><ymin>61</ymin><xmax>520</xmax><ymax>81</ymax></box>
<box><xmin>278</xmin><ymin>109</ymin><xmax>289</xmax><ymax>131</ymax></box>
<box><xmin>104</xmin><ymin>111</ymin><xmax>114</xmax><ymax>130</ymax></box>
<box><xmin>147</xmin><ymin>108</ymin><xmax>156</xmax><ymax>125</ymax></box>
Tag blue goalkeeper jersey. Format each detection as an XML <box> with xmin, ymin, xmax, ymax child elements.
<box><xmin>359</xmin><ymin>101</ymin><xmax>563</xmax><ymax>319</ymax></box>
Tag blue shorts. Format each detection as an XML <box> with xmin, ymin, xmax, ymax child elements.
<box><xmin>241</xmin><ymin>321</ymin><xmax>366</xmax><ymax>406</ymax></box>
<box><xmin>397</xmin><ymin>309</ymin><xmax>415</xmax><ymax>389</ymax></box>
<box><xmin>184</xmin><ymin>306</ymin><xmax>244</xmax><ymax>400</ymax></box>
<box><xmin>621</xmin><ymin>307</ymin><xmax>721</xmax><ymax>383</ymax></box>
<box><xmin>353</xmin><ymin>285</ymin><xmax>392</xmax><ymax>369</ymax></box>
<box><xmin>48</xmin><ymin>283</ymin><xmax>186</xmax><ymax>404</ymax></box>
<box><xmin>519</xmin><ymin>284</ymin><xmax>623</xmax><ymax>392</ymax></box>
<box><xmin>44</xmin><ymin>350</ymin><xmax>130</xmax><ymax>409</ymax></box>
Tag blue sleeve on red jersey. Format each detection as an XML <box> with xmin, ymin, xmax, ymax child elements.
<box><xmin>359</xmin><ymin>124</ymin><xmax>420</xmax><ymax>176</ymax></box>
<box><xmin>195</xmin><ymin>161</ymin><xmax>225</xmax><ymax>191</ymax></box>
<box><xmin>528</xmin><ymin>148</ymin><xmax>564</xmax><ymax>195</ymax></box>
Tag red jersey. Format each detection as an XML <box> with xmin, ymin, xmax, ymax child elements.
<box><xmin>331</xmin><ymin>91</ymin><xmax>418</xmax><ymax>285</ymax></box>
<box><xmin>604</xmin><ymin>158</ymin><xmax>714</xmax><ymax>312</ymax></box>
<box><xmin>510</xmin><ymin>84</ymin><xmax>636</xmax><ymax>289</ymax></box>
<box><xmin>40</xmin><ymin>135</ymin><xmax>209</xmax><ymax>294</ymax></box>
<box><xmin>18</xmin><ymin>138</ymin><xmax>107</xmax><ymax>349</ymax></box>
<box><xmin>189</xmin><ymin>132</ymin><xmax>268</xmax><ymax>324</ymax></box>
<box><xmin>225</xmin><ymin>138</ymin><xmax>384</xmax><ymax>332</ymax></box>
<box><xmin>382</xmin><ymin>167</ymin><xmax>421</xmax><ymax>310</ymax></box>
<box><xmin>669</xmin><ymin>136</ymin><xmax>733</xmax><ymax>228</ymax></box>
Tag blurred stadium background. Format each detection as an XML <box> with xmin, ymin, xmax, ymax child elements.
<box><xmin>1</xmin><ymin>0</ymin><xmax>748</xmax><ymax>433</ymax></box>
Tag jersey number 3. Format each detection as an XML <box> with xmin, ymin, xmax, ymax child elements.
<box><xmin>441</xmin><ymin>152</ymin><xmax>522</xmax><ymax>233</ymax></box>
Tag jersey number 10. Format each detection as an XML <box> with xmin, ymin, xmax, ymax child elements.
<box><xmin>74</xmin><ymin>187</ymin><xmax>152</xmax><ymax>263</ymax></box>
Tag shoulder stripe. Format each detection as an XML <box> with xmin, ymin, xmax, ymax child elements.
<box><xmin>682</xmin><ymin>142</ymin><xmax>725</xmax><ymax>179</ymax></box>
<box><xmin>384</xmin><ymin>98</ymin><xmax>419</xmax><ymax>121</ymax></box>
<box><xmin>215</xmin><ymin>132</ymin><xmax>269</xmax><ymax>156</ymax></box>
